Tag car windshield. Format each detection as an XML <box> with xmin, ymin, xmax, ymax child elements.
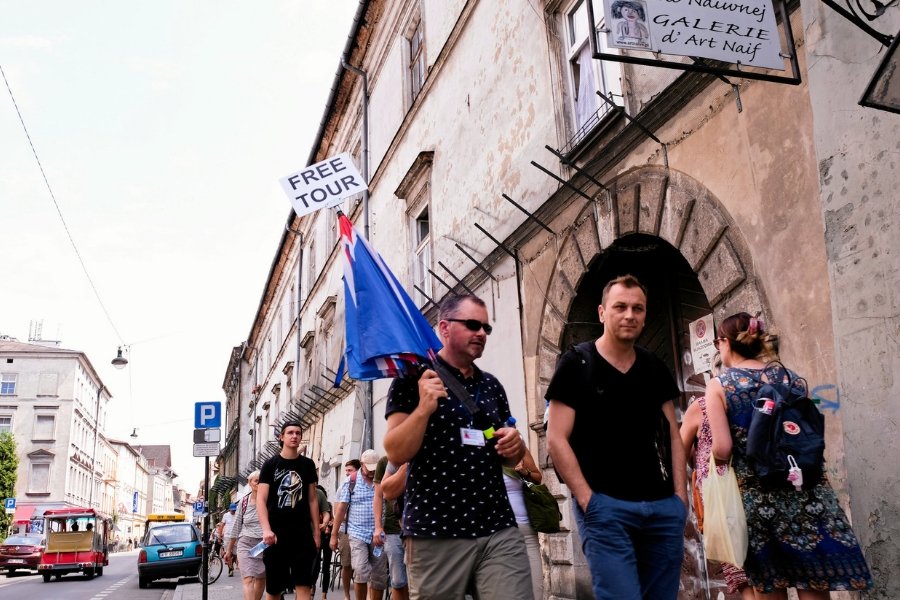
<box><xmin>145</xmin><ymin>525</ymin><xmax>196</xmax><ymax>546</ymax></box>
<box><xmin>4</xmin><ymin>535</ymin><xmax>43</xmax><ymax>546</ymax></box>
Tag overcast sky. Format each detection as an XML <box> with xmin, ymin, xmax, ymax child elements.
<box><xmin>0</xmin><ymin>1</ymin><xmax>359</xmax><ymax>492</ymax></box>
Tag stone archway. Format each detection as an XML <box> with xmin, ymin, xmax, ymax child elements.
<box><xmin>534</xmin><ymin>165</ymin><xmax>770</xmax><ymax>600</ymax></box>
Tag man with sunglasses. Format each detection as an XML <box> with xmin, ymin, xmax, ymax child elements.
<box><xmin>384</xmin><ymin>294</ymin><xmax>533</xmax><ymax>600</ymax></box>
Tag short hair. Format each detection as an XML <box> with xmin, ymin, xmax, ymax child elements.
<box><xmin>439</xmin><ymin>294</ymin><xmax>486</xmax><ymax>321</ymax></box>
<box><xmin>278</xmin><ymin>421</ymin><xmax>303</xmax><ymax>447</ymax></box>
<box><xmin>611</xmin><ymin>0</ymin><xmax>646</xmax><ymax>20</ymax></box>
<box><xmin>345</xmin><ymin>459</ymin><xmax>361</xmax><ymax>470</ymax></box>
<box><xmin>247</xmin><ymin>470</ymin><xmax>261</xmax><ymax>483</ymax></box>
<box><xmin>601</xmin><ymin>274</ymin><xmax>648</xmax><ymax>305</ymax></box>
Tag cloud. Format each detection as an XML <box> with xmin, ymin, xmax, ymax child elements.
<box><xmin>0</xmin><ymin>34</ymin><xmax>59</xmax><ymax>51</ymax></box>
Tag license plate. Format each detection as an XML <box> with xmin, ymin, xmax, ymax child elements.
<box><xmin>7</xmin><ymin>559</ymin><xmax>24</xmax><ymax>564</ymax></box>
<box><xmin>159</xmin><ymin>550</ymin><xmax>183</xmax><ymax>558</ymax></box>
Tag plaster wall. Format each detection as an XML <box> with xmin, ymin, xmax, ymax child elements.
<box><xmin>800</xmin><ymin>4</ymin><xmax>900</xmax><ymax>595</ymax></box>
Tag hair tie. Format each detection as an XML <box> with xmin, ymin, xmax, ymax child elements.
<box><xmin>749</xmin><ymin>317</ymin><xmax>764</xmax><ymax>335</ymax></box>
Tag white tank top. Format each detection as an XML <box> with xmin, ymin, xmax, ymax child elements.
<box><xmin>503</xmin><ymin>473</ymin><xmax>530</xmax><ymax>524</ymax></box>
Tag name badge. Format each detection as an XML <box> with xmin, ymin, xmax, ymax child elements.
<box><xmin>460</xmin><ymin>427</ymin><xmax>485</xmax><ymax>447</ymax></box>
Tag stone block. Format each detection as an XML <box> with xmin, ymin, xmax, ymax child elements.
<box><xmin>658</xmin><ymin>186</ymin><xmax>695</xmax><ymax>249</ymax></box>
<box><xmin>679</xmin><ymin>198</ymin><xmax>727</xmax><ymax>271</ymax></box>
<box><xmin>637</xmin><ymin>169</ymin><xmax>668</xmax><ymax>235</ymax></box>
<box><xmin>839</xmin><ymin>325</ymin><xmax>893</xmax><ymax>393</ymax></box>
<box><xmin>557</xmin><ymin>239</ymin><xmax>588</xmax><ymax>292</ymax></box>
<box><xmin>541</xmin><ymin>308</ymin><xmax>566</xmax><ymax>349</ymax></box>
<box><xmin>596</xmin><ymin>193</ymin><xmax>617</xmax><ymax>248</ymax></box>
<box><xmin>547</xmin><ymin>535</ymin><xmax>574</xmax><ymax>565</ymax></box>
<box><xmin>713</xmin><ymin>280</ymin><xmax>765</xmax><ymax>324</ymax></box>
<box><xmin>572</xmin><ymin>212</ymin><xmax>601</xmax><ymax>265</ymax></box>
<box><xmin>615</xmin><ymin>181</ymin><xmax>640</xmax><ymax>236</ymax></box>
<box><xmin>834</xmin><ymin>254</ymin><xmax>891</xmax><ymax>320</ymax></box>
<box><xmin>548</xmin><ymin>564</ymin><xmax>577</xmax><ymax>598</ymax></box>
<box><xmin>697</xmin><ymin>237</ymin><xmax>745</xmax><ymax>306</ymax></box>
<box><xmin>547</xmin><ymin>269</ymin><xmax>575</xmax><ymax>316</ymax></box>
<box><xmin>539</xmin><ymin>343</ymin><xmax>561</xmax><ymax>383</ymax></box>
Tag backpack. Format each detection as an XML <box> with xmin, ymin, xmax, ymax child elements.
<box><xmin>745</xmin><ymin>362</ymin><xmax>825</xmax><ymax>491</ymax></box>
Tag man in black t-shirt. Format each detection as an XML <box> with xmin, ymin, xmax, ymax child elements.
<box><xmin>384</xmin><ymin>294</ymin><xmax>533</xmax><ymax>600</ymax></box>
<box><xmin>546</xmin><ymin>274</ymin><xmax>687</xmax><ymax>600</ymax></box>
<box><xmin>257</xmin><ymin>421</ymin><xmax>320</xmax><ymax>600</ymax></box>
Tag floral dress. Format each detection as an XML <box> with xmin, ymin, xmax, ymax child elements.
<box><xmin>718</xmin><ymin>366</ymin><xmax>873</xmax><ymax>593</ymax></box>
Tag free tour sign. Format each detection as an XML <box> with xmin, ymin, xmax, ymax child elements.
<box><xmin>602</xmin><ymin>0</ymin><xmax>784</xmax><ymax>70</ymax></box>
<box><xmin>280</xmin><ymin>153</ymin><xmax>367</xmax><ymax>218</ymax></box>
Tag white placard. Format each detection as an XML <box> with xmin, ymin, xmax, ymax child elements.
<box><xmin>603</xmin><ymin>0</ymin><xmax>784</xmax><ymax>70</ymax></box>
<box><xmin>689</xmin><ymin>314</ymin><xmax>716</xmax><ymax>374</ymax></box>
<box><xmin>280</xmin><ymin>153</ymin><xmax>367</xmax><ymax>218</ymax></box>
<box><xmin>193</xmin><ymin>442</ymin><xmax>220</xmax><ymax>457</ymax></box>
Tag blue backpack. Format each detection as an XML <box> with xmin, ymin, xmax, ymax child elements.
<box><xmin>745</xmin><ymin>363</ymin><xmax>825</xmax><ymax>491</ymax></box>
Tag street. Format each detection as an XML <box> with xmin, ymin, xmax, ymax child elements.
<box><xmin>0</xmin><ymin>550</ymin><xmax>183</xmax><ymax>600</ymax></box>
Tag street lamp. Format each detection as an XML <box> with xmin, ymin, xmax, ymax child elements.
<box><xmin>112</xmin><ymin>346</ymin><xmax>129</xmax><ymax>369</ymax></box>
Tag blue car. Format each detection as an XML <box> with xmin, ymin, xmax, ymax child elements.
<box><xmin>137</xmin><ymin>522</ymin><xmax>202</xmax><ymax>588</ymax></box>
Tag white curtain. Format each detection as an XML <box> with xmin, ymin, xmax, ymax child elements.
<box><xmin>575</xmin><ymin>43</ymin><xmax>598</xmax><ymax>128</ymax></box>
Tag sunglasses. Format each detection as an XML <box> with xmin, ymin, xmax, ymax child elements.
<box><xmin>445</xmin><ymin>318</ymin><xmax>493</xmax><ymax>335</ymax></box>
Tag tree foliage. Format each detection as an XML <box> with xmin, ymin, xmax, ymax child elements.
<box><xmin>0</xmin><ymin>432</ymin><xmax>19</xmax><ymax>535</ymax></box>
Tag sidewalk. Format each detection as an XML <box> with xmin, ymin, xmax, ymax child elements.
<box><xmin>173</xmin><ymin>567</ymin><xmax>342</xmax><ymax>600</ymax></box>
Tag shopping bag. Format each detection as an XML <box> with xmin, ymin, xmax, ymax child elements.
<box><xmin>701</xmin><ymin>453</ymin><xmax>747</xmax><ymax>567</ymax></box>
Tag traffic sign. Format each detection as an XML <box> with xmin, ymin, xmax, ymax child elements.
<box><xmin>193</xmin><ymin>442</ymin><xmax>220</xmax><ymax>457</ymax></box>
<box><xmin>194</xmin><ymin>402</ymin><xmax>221</xmax><ymax>429</ymax></box>
<box><xmin>4</xmin><ymin>498</ymin><xmax>15</xmax><ymax>514</ymax></box>
<box><xmin>193</xmin><ymin>428</ymin><xmax>221</xmax><ymax>443</ymax></box>
<box><xmin>193</xmin><ymin>500</ymin><xmax>206</xmax><ymax>513</ymax></box>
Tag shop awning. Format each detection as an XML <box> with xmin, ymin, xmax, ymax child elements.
<box><xmin>13</xmin><ymin>505</ymin><xmax>36</xmax><ymax>523</ymax></box>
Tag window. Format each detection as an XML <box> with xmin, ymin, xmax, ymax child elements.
<box><xmin>33</xmin><ymin>414</ymin><xmax>55</xmax><ymax>440</ymax></box>
<box><xmin>307</xmin><ymin>240</ymin><xmax>317</xmax><ymax>292</ymax></box>
<box><xmin>396</xmin><ymin>151</ymin><xmax>435</xmax><ymax>307</ymax></box>
<box><xmin>563</xmin><ymin>0</ymin><xmax>623</xmax><ymax>148</ymax></box>
<box><xmin>28</xmin><ymin>463</ymin><xmax>51</xmax><ymax>494</ymax></box>
<box><xmin>0</xmin><ymin>415</ymin><xmax>11</xmax><ymax>434</ymax></box>
<box><xmin>413</xmin><ymin>207</ymin><xmax>432</xmax><ymax>304</ymax></box>
<box><xmin>0</xmin><ymin>373</ymin><xmax>16</xmax><ymax>395</ymax></box>
<box><xmin>406</xmin><ymin>15</ymin><xmax>426</xmax><ymax>104</ymax></box>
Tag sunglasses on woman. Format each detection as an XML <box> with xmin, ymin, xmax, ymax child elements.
<box><xmin>445</xmin><ymin>318</ymin><xmax>493</xmax><ymax>335</ymax></box>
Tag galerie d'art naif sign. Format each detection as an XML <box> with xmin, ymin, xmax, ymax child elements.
<box><xmin>602</xmin><ymin>0</ymin><xmax>784</xmax><ymax>70</ymax></box>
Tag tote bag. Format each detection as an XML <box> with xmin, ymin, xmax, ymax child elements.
<box><xmin>701</xmin><ymin>453</ymin><xmax>747</xmax><ymax>567</ymax></box>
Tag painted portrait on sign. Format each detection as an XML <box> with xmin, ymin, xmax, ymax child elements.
<box><xmin>607</xmin><ymin>0</ymin><xmax>652</xmax><ymax>50</ymax></box>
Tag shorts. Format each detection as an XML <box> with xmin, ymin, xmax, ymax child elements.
<box><xmin>339</xmin><ymin>531</ymin><xmax>352</xmax><ymax>567</ymax></box>
<box><xmin>350</xmin><ymin>535</ymin><xmax>388</xmax><ymax>589</ymax></box>
<box><xmin>262</xmin><ymin>535</ymin><xmax>318</xmax><ymax>594</ymax></box>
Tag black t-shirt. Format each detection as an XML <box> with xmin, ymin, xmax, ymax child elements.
<box><xmin>259</xmin><ymin>453</ymin><xmax>318</xmax><ymax>536</ymax></box>
<box><xmin>545</xmin><ymin>341</ymin><xmax>680</xmax><ymax>501</ymax></box>
<box><xmin>385</xmin><ymin>356</ymin><xmax>516</xmax><ymax>538</ymax></box>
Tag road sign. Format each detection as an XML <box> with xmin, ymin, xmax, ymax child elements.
<box><xmin>4</xmin><ymin>498</ymin><xmax>15</xmax><ymax>514</ymax></box>
<box><xmin>193</xmin><ymin>500</ymin><xmax>206</xmax><ymax>513</ymax></box>
<box><xmin>194</xmin><ymin>402</ymin><xmax>222</xmax><ymax>429</ymax></box>
<box><xmin>193</xmin><ymin>442</ymin><xmax>220</xmax><ymax>457</ymax></box>
<box><xmin>193</xmin><ymin>428</ymin><xmax>221</xmax><ymax>443</ymax></box>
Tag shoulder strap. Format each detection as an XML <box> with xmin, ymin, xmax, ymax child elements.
<box><xmin>241</xmin><ymin>494</ymin><xmax>250</xmax><ymax>515</ymax></box>
<box><xmin>431</xmin><ymin>360</ymin><xmax>480</xmax><ymax>416</ymax></box>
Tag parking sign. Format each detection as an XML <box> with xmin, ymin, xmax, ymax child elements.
<box><xmin>4</xmin><ymin>498</ymin><xmax>15</xmax><ymax>514</ymax></box>
<box><xmin>194</xmin><ymin>402</ymin><xmax>222</xmax><ymax>429</ymax></box>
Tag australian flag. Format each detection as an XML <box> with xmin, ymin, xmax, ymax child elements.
<box><xmin>336</xmin><ymin>212</ymin><xmax>442</xmax><ymax>382</ymax></box>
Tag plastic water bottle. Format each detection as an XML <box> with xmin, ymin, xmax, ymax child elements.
<box><xmin>249</xmin><ymin>541</ymin><xmax>268</xmax><ymax>557</ymax></box>
<box><xmin>372</xmin><ymin>532</ymin><xmax>385</xmax><ymax>558</ymax></box>
<box><xmin>506</xmin><ymin>416</ymin><xmax>517</xmax><ymax>428</ymax></box>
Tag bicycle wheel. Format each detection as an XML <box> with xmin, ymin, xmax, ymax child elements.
<box><xmin>329</xmin><ymin>549</ymin><xmax>341</xmax><ymax>591</ymax></box>
<box><xmin>204</xmin><ymin>554</ymin><xmax>224</xmax><ymax>584</ymax></box>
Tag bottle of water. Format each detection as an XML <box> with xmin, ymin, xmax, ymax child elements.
<box><xmin>372</xmin><ymin>532</ymin><xmax>385</xmax><ymax>558</ymax></box>
<box><xmin>249</xmin><ymin>541</ymin><xmax>268</xmax><ymax>558</ymax></box>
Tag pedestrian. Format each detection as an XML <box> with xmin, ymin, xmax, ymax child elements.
<box><xmin>704</xmin><ymin>312</ymin><xmax>873</xmax><ymax>597</ymax></box>
<box><xmin>680</xmin><ymin>353</ymin><xmax>753</xmax><ymax>599</ymax></box>
<box><xmin>225</xmin><ymin>470</ymin><xmax>266</xmax><ymax>600</ymax></box>
<box><xmin>333</xmin><ymin>460</ymin><xmax>359</xmax><ymax>600</ymax></box>
<box><xmin>330</xmin><ymin>449</ymin><xmax>387</xmax><ymax>600</ymax></box>
<box><xmin>257</xmin><ymin>421</ymin><xmax>321</xmax><ymax>600</ymax></box>
<box><xmin>222</xmin><ymin>502</ymin><xmax>238</xmax><ymax>576</ymax></box>
<box><xmin>314</xmin><ymin>484</ymin><xmax>333</xmax><ymax>600</ymax></box>
<box><xmin>546</xmin><ymin>274</ymin><xmax>687</xmax><ymax>600</ymax></box>
<box><xmin>373</xmin><ymin>456</ymin><xmax>409</xmax><ymax>600</ymax></box>
<box><xmin>384</xmin><ymin>293</ymin><xmax>532</xmax><ymax>600</ymax></box>
<box><xmin>501</xmin><ymin>447</ymin><xmax>543</xmax><ymax>600</ymax></box>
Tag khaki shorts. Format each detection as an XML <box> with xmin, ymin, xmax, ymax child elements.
<box><xmin>339</xmin><ymin>531</ymin><xmax>352</xmax><ymax>568</ymax></box>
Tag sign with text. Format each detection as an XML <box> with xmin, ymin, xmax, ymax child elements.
<box><xmin>193</xmin><ymin>442</ymin><xmax>220</xmax><ymax>457</ymax></box>
<box><xmin>280</xmin><ymin>153</ymin><xmax>367</xmax><ymax>218</ymax></box>
<box><xmin>689</xmin><ymin>314</ymin><xmax>716</xmax><ymax>374</ymax></box>
<box><xmin>193</xmin><ymin>428</ymin><xmax>221</xmax><ymax>443</ymax></box>
<box><xmin>603</xmin><ymin>0</ymin><xmax>784</xmax><ymax>70</ymax></box>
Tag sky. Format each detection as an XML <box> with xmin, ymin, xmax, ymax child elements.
<box><xmin>0</xmin><ymin>1</ymin><xmax>360</xmax><ymax>492</ymax></box>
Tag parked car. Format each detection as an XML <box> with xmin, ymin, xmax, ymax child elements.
<box><xmin>137</xmin><ymin>522</ymin><xmax>202</xmax><ymax>588</ymax></box>
<box><xmin>0</xmin><ymin>534</ymin><xmax>46</xmax><ymax>576</ymax></box>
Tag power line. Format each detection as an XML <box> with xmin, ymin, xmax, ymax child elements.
<box><xmin>1</xmin><ymin>63</ymin><xmax>126</xmax><ymax>345</ymax></box>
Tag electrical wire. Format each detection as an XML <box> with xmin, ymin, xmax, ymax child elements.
<box><xmin>1</xmin><ymin>63</ymin><xmax>126</xmax><ymax>345</ymax></box>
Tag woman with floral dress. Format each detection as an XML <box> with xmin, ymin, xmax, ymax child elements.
<box><xmin>704</xmin><ymin>312</ymin><xmax>873</xmax><ymax>598</ymax></box>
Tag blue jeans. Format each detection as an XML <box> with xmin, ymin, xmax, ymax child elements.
<box><xmin>574</xmin><ymin>492</ymin><xmax>686</xmax><ymax>600</ymax></box>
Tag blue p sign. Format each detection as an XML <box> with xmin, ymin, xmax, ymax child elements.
<box><xmin>194</xmin><ymin>402</ymin><xmax>222</xmax><ymax>429</ymax></box>
<box><xmin>4</xmin><ymin>498</ymin><xmax>14</xmax><ymax>510</ymax></box>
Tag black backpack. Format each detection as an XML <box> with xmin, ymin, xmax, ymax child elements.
<box><xmin>745</xmin><ymin>362</ymin><xmax>825</xmax><ymax>491</ymax></box>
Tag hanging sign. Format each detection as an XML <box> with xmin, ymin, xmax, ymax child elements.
<box><xmin>689</xmin><ymin>314</ymin><xmax>716</xmax><ymax>374</ymax></box>
<box><xmin>280</xmin><ymin>153</ymin><xmax>367</xmax><ymax>218</ymax></box>
<box><xmin>603</xmin><ymin>0</ymin><xmax>784</xmax><ymax>70</ymax></box>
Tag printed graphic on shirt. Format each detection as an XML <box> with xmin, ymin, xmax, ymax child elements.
<box><xmin>275</xmin><ymin>468</ymin><xmax>304</xmax><ymax>509</ymax></box>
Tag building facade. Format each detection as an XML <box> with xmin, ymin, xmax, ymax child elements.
<box><xmin>223</xmin><ymin>0</ymin><xmax>898</xmax><ymax>597</ymax></box>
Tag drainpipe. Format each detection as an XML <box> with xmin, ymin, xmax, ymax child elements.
<box><xmin>341</xmin><ymin>57</ymin><xmax>373</xmax><ymax>450</ymax></box>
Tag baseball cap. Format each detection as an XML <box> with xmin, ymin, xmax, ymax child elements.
<box><xmin>360</xmin><ymin>449</ymin><xmax>379</xmax><ymax>471</ymax></box>
<box><xmin>229</xmin><ymin>503</ymin><xmax>237</xmax><ymax>511</ymax></box>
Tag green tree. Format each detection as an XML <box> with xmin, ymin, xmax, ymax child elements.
<box><xmin>0</xmin><ymin>432</ymin><xmax>19</xmax><ymax>537</ymax></box>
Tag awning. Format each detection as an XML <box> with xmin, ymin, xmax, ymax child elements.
<box><xmin>13</xmin><ymin>505</ymin><xmax>36</xmax><ymax>523</ymax></box>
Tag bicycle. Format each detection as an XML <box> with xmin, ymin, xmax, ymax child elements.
<box><xmin>201</xmin><ymin>550</ymin><xmax>224</xmax><ymax>585</ymax></box>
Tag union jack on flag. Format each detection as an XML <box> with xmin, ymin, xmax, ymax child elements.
<box><xmin>336</xmin><ymin>212</ymin><xmax>441</xmax><ymax>382</ymax></box>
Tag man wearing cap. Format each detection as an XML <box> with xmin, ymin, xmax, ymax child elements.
<box><xmin>384</xmin><ymin>294</ymin><xmax>531</xmax><ymax>599</ymax></box>
<box><xmin>222</xmin><ymin>503</ymin><xmax>238</xmax><ymax>576</ymax></box>
<box><xmin>330</xmin><ymin>450</ymin><xmax>387</xmax><ymax>600</ymax></box>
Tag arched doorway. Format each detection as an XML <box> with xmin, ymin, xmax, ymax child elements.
<box><xmin>536</xmin><ymin>166</ymin><xmax>768</xmax><ymax>599</ymax></box>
